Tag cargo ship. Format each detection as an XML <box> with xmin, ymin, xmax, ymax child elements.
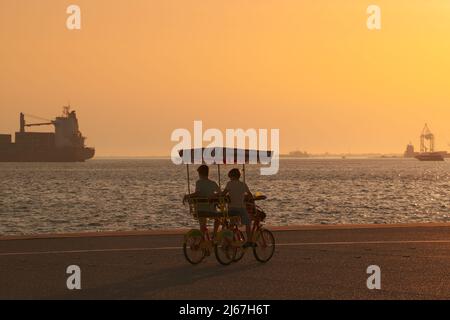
<box><xmin>404</xmin><ymin>124</ymin><xmax>449</xmax><ymax>161</ymax></box>
<box><xmin>0</xmin><ymin>106</ymin><xmax>95</xmax><ymax>162</ymax></box>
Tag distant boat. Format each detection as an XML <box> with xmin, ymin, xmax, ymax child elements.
<box><xmin>415</xmin><ymin>152</ymin><xmax>445</xmax><ymax>162</ymax></box>
<box><xmin>0</xmin><ymin>106</ymin><xmax>95</xmax><ymax>162</ymax></box>
<box><xmin>410</xmin><ymin>124</ymin><xmax>448</xmax><ymax>162</ymax></box>
<box><xmin>286</xmin><ymin>150</ymin><xmax>309</xmax><ymax>158</ymax></box>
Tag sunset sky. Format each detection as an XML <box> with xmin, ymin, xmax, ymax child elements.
<box><xmin>1</xmin><ymin>0</ymin><xmax>449</xmax><ymax>156</ymax></box>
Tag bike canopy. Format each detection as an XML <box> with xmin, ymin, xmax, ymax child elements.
<box><xmin>178</xmin><ymin>148</ymin><xmax>273</xmax><ymax>165</ymax></box>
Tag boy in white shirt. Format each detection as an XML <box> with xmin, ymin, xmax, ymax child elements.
<box><xmin>183</xmin><ymin>165</ymin><xmax>220</xmax><ymax>236</ymax></box>
<box><xmin>222</xmin><ymin>168</ymin><xmax>255</xmax><ymax>248</ymax></box>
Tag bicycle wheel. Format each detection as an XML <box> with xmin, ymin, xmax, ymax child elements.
<box><xmin>253</xmin><ymin>228</ymin><xmax>275</xmax><ymax>263</ymax></box>
<box><xmin>214</xmin><ymin>229</ymin><xmax>235</xmax><ymax>266</ymax></box>
<box><xmin>232</xmin><ymin>229</ymin><xmax>246</xmax><ymax>262</ymax></box>
<box><xmin>183</xmin><ymin>229</ymin><xmax>206</xmax><ymax>265</ymax></box>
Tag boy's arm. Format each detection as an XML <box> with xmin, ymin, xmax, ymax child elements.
<box><xmin>221</xmin><ymin>182</ymin><xmax>230</xmax><ymax>196</ymax></box>
<box><xmin>189</xmin><ymin>182</ymin><xmax>200</xmax><ymax>197</ymax></box>
<box><xmin>183</xmin><ymin>181</ymin><xmax>200</xmax><ymax>204</ymax></box>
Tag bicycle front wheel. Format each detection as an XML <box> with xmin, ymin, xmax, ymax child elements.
<box><xmin>253</xmin><ymin>228</ymin><xmax>275</xmax><ymax>263</ymax></box>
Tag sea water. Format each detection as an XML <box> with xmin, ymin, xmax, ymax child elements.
<box><xmin>0</xmin><ymin>158</ymin><xmax>449</xmax><ymax>235</ymax></box>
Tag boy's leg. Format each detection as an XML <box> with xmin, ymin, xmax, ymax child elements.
<box><xmin>241</xmin><ymin>209</ymin><xmax>254</xmax><ymax>247</ymax></box>
<box><xmin>213</xmin><ymin>219</ymin><xmax>220</xmax><ymax>239</ymax></box>
<box><xmin>245</xmin><ymin>223</ymin><xmax>252</xmax><ymax>242</ymax></box>
<box><xmin>198</xmin><ymin>217</ymin><xmax>211</xmax><ymax>256</ymax></box>
<box><xmin>199</xmin><ymin>217</ymin><xmax>207</xmax><ymax>234</ymax></box>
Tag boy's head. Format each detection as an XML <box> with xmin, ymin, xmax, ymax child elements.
<box><xmin>228</xmin><ymin>168</ymin><xmax>241</xmax><ymax>180</ymax></box>
<box><xmin>197</xmin><ymin>165</ymin><xmax>209</xmax><ymax>178</ymax></box>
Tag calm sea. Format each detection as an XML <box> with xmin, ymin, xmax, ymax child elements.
<box><xmin>0</xmin><ymin>159</ymin><xmax>449</xmax><ymax>235</ymax></box>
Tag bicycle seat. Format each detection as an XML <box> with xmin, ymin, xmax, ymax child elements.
<box><xmin>254</xmin><ymin>195</ymin><xmax>267</xmax><ymax>201</ymax></box>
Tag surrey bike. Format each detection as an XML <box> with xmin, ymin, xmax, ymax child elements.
<box><xmin>180</xmin><ymin>147</ymin><xmax>276</xmax><ymax>265</ymax></box>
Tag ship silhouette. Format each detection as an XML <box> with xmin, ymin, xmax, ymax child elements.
<box><xmin>0</xmin><ymin>106</ymin><xmax>95</xmax><ymax>162</ymax></box>
<box><xmin>403</xmin><ymin>124</ymin><xmax>448</xmax><ymax>161</ymax></box>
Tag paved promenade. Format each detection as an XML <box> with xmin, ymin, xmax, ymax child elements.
<box><xmin>1</xmin><ymin>224</ymin><xmax>450</xmax><ymax>299</ymax></box>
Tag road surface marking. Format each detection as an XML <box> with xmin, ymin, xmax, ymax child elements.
<box><xmin>278</xmin><ymin>240</ymin><xmax>450</xmax><ymax>246</ymax></box>
<box><xmin>1</xmin><ymin>239</ymin><xmax>450</xmax><ymax>257</ymax></box>
<box><xmin>0</xmin><ymin>247</ymin><xmax>181</xmax><ymax>257</ymax></box>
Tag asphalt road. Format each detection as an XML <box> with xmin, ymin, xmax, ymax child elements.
<box><xmin>1</xmin><ymin>224</ymin><xmax>450</xmax><ymax>299</ymax></box>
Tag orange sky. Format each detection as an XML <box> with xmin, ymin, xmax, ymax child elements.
<box><xmin>1</xmin><ymin>0</ymin><xmax>449</xmax><ymax>156</ymax></box>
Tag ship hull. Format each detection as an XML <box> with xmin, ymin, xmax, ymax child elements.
<box><xmin>415</xmin><ymin>152</ymin><xmax>445</xmax><ymax>161</ymax></box>
<box><xmin>0</xmin><ymin>146</ymin><xmax>95</xmax><ymax>162</ymax></box>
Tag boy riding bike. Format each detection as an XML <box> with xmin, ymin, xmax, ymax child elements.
<box><xmin>222</xmin><ymin>168</ymin><xmax>255</xmax><ymax>248</ymax></box>
<box><xmin>183</xmin><ymin>165</ymin><xmax>221</xmax><ymax>238</ymax></box>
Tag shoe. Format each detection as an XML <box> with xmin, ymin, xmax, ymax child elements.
<box><xmin>242</xmin><ymin>242</ymin><xmax>253</xmax><ymax>249</ymax></box>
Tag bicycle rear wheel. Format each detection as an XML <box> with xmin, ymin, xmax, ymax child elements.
<box><xmin>183</xmin><ymin>230</ymin><xmax>206</xmax><ymax>265</ymax></box>
<box><xmin>253</xmin><ymin>228</ymin><xmax>275</xmax><ymax>263</ymax></box>
<box><xmin>214</xmin><ymin>229</ymin><xmax>235</xmax><ymax>266</ymax></box>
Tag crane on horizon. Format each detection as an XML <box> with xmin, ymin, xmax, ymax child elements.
<box><xmin>420</xmin><ymin>124</ymin><xmax>435</xmax><ymax>153</ymax></box>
